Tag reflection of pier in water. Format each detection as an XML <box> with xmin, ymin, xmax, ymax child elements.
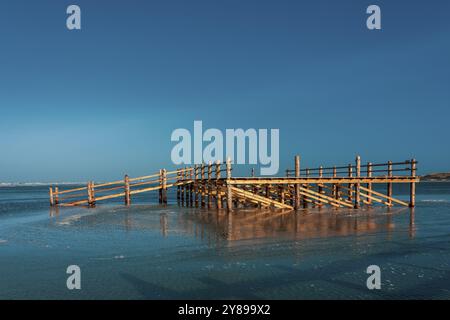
<box><xmin>49</xmin><ymin>206</ymin><xmax>416</xmax><ymax>244</ymax></box>
<box><xmin>168</xmin><ymin>208</ymin><xmax>416</xmax><ymax>244</ymax></box>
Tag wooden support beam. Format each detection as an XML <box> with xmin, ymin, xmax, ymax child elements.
<box><xmin>176</xmin><ymin>171</ymin><xmax>181</xmax><ymax>205</ymax></box>
<box><xmin>226</xmin><ymin>157</ymin><xmax>233</xmax><ymax>212</ymax></box>
<box><xmin>354</xmin><ymin>156</ymin><xmax>361</xmax><ymax>209</ymax></box>
<box><xmin>194</xmin><ymin>165</ymin><xmax>199</xmax><ymax>207</ymax></box>
<box><xmin>124</xmin><ymin>174</ymin><xmax>131</xmax><ymax>206</ymax></box>
<box><xmin>49</xmin><ymin>187</ymin><xmax>54</xmax><ymax>206</ymax></box>
<box><xmin>410</xmin><ymin>159</ymin><xmax>416</xmax><ymax>208</ymax></box>
<box><xmin>347</xmin><ymin>164</ymin><xmax>353</xmax><ymax>202</ymax></box>
<box><xmin>367</xmin><ymin>162</ymin><xmax>373</xmax><ymax>205</ymax></box>
<box><xmin>162</xmin><ymin>169</ymin><xmax>167</xmax><ymax>205</ymax></box>
<box><xmin>279</xmin><ymin>185</ymin><xmax>285</xmax><ymax>204</ymax></box>
<box><xmin>207</xmin><ymin>161</ymin><xmax>212</xmax><ymax>208</ymax></box>
<box><xmin>54</xmin><ymin>187</ymin><xmax>59</xmax><ymax>205</ymax></box>
<box><xmin>318</xmin><ymin>165</ymin><xmax>324</xmax><ymax>207</ymax></box>
<box><xmin>360</xmin><ymin>186</ymin><xmax>409</xmax><ymax>206</ymax></box>
<box><xmin>184</xmin><ymin>167</ymin><xmax>189</xmax><ymax>205</ymax></box>
<box><xmin>332</xmin><ymin>166</ymin><xmax>337</xmax><ymax>199</ymax></box>
<box><xmin>303</xmin><ymin>168</ymin><xmax>309</xmax><ymax>208</ymax></box>
<box><xmin>387</xmin><ymin>161</ymin><xmax>393</xmax><ymax>206</ymax></box>
<box><xmin>189</xmin><ymin>168</ymin><xmax>193</xmax><ymax>206</ymax></box>
<box><xmin>201</xmin><ymin>163</ymin><xmax>206</xmax><ymax>207</ymax></box>
<box><xmin>298</xmin><ymin>186</ymin><xmax>354</xmax><ymax>208</ymax></box>
<box><xmin>216</xmin><ymin>160</ymin><xmax>222</xmax><ymax>209</ymax></box>
<box><xmin>230</xmin><ymin>187</ymin><xmax>293</xmax><ymax>210</ymax></box>
<box><xmin>159</xmin><ymin>169</ymin><xmax>163</xmax><ymax>204</ymax></box>
<box><xmin>294</xmin><ymin>155</ymin><xmax>300</xmax><ymax>210</ymax></box>
<box><xmin>88</xmin><ymin>181</ymin><xmax>96</xmax><ymax>207</ymax></box>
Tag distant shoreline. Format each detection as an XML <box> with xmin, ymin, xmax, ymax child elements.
<box><xmin>420</xmin><ymin>172</ymin><xmax>450</xmax><ymax>182</ymax></box>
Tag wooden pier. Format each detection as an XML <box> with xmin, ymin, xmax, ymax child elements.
<box><xmin>49</xmin><ymin>155</ymin><xmax>419</xmax><ymax>211</ymax></box>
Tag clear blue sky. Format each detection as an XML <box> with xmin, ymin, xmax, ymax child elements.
<box><xmin>0</xmin><ymin>0</ymin><xmax>449</xmax><ymax>182</ymax></box>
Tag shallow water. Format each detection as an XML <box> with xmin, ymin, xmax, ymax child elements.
<box><xmin>0</xmin><ymin>183</ymin><xmax>449</xmax><ymax>299</ymax></box>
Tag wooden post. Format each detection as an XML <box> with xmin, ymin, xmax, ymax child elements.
<box><xmin>201</xmin><ymin>163</ymin><xmax>205</xmax><ymax>207</ymax></box>
<box><xmin>180</xmin><ymin>169</ymin><xmax>185</xmax><ymax>206</ymax></box>
<box><xmin>87</xmin><ymin>181</ymin><xmax>93</xmax><ymax>207</ymax></box>
<box><xmin>332</xmin><ymin>166</ymin><xmax>337</xmax><ymax>200</ymax></box>
<box><xmin>162</xmin><ymin>169</ymin><xmax>167</xmax><ymax>205</ymax></box>
<box><xmin>194</xmin><ymin>165</ymin><xmax>199</xmax><ymax>207</ymax></box>
<box><xmin>303</xmin><ymin>168</ymin><xmax>309</xmax><ymax>208</ymax></box>
<box><xmin>185</xmin><ymin>167</ymin><xmax>190</xmax><ymax>205</ymax></box>
<box><xmin>189</xmin><ymin>168</ymin><xmax>193</xmax><ymax>206</ymax></box>
<box><xmin>387</xmin><ymin>161</ymin><xmax>393</xmax><ymax>206</ymax></box>
<box><xmin>207</xmin><ymin>161</ymin><xmax>212</xmax><ymax>208</ymax></box>
<box><xmin>49</xmin><ymin>187</ymin><xmax>54</xmax><ymax>206</ymax></box>
<box><xmin>294</xmin><ymin>155</ymin><xmax>300</xmax><ymax>210</ymax></box>
<box><xmin>91</xmin><ymin>181</ymin><xmax>96</xmax><ymax>207</ymax></box>
<box><xmin>226</xmin><ymin>157</ymin><xmax>233</xmax><ymax>212</ymax></box>
<box><xmin>347</xmin><ymin>164</ymin><xmax>353</xmax><ymax>202</ymax></box>
<box><xmin>124</xmin><ymin>175</ymin><xmax>131</xmax><ymax>205</ymax></box>
<box><xmin>216</xmin><ymin>160</ymin><xmax>222</xmax><ymax>209</ymax></box>
<box><xmin>354</xmin><ymin>156</ymin><xmax>361</xmax><ymax>209</ymax></box>
<box><xmin>409</xmin><ymin>159</ymin><xmax>416</xmax><ymax>208</ymax></box>
<box><xmin>54</xmin><ymin>187</ymin><xmax>59</xmax><ymax>205</ymax></box>
<box><xmin>176</xmin><ymin>171</ymin><xmax>181</xmax><ymax>205</ymax></box>
<box><xmin>159</xmin><ymin>169</ymin><xmax>163</xmax><ymax>204</ymax></box>
<box><xmin>367</xmin><ymin>162</ymin><xmax>373</xmax><ymax>205</ymax></box>
<box><xmin>279</xmin><ymin>185</ymin><xmax>285</xmax><ymax>204</ymax></box>
<box><xmin>318</xmin><ymin>166</ymin><xmax>323</xmax><ymax>207</ymax></box>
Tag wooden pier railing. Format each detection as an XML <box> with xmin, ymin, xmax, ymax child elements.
<box><xmin>50</xmin><ymin>155</ymin><xmax>419</xmax><ymax>211</ymax></box>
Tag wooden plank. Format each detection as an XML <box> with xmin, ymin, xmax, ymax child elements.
<box><xmin>227</xmin><ymin>177</ymin><xmax>419</xmax><ymax>184</ymax></box>
<box><xmin>230</xmin><ymin>187</ymin><xmax>293</xmax><ymax>210</ymax></box>
<box><xmin>298</xmin><ymin>186</ymin><xmax>354</xmax><ymax>208</ymax></box>
<box><xmin>297</xmin><ymin>189</ymin><xmax>340</xmax><ymax>208</ymax></box>
<box><xmin>56</xmin><ymin>186</ymin><xmax>88</xmax><ymax>195</ymax></box>
<box><xmin>359</xmin><ymin>186</ymin><xmax>409</xmax><ymax>206</ymax></box>
<box><xmin>410</xmin><ymin>159</ymin><xmax>416</xmax><ymax>207</ymax></box>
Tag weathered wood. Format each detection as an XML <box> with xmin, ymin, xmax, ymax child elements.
<box><xmin>227</xmin><ymin>177</ymin><xmax>419</xmax><ymax>184</ymax></box>
<box><xmin>360</xmin><ymin>186</ymin><xmax>409</xmax><ymax>206</ymax></box>
<box><xmin>410</xmin><ymin>159</ymin><xmax>416</xmax><ymax>208</ymax></box>
<box><xmin>216</xmin><ymin>160</ymin><xmax>222</xmax><ymax>209</ymax></box>
<box><xmin>51</xmin><ymin>157</ymin><xmax>419</xmax><ymax>209</ymax></box>
<box><xmin>354</xmin><ymin>156</ymin><xmax>361</xmax><ymax>209</ymax></box>
<box><xmin>226</xmin><ymin>157</ymin><xmax>233</xmax><ymax>212</ymax></box>
<box><xmin>367</xmin><ymin>162</ymin><xmax>373</xmax><ymax>205</ymax></box>
<box><xmin>124</xmin><ymin>175</ymin><xmax>131</xmax><ymax>205</ymax></box>
<box><xmin>159</xmin><ymin>169</ymin><xmax>163</xmax><ymax>204</ymax></box>
<box><xmin>88</xmin><ymin>181</ymin><xmax>96</xmax><ymax>207</ymax></box>
<box><xmin>347</xmin><ymin>164</ymin><xmax>353</xmax><ymax>202</ymax></box>
<box><xmin>332</xmin><ymin>166</ymin><xmax>337</xmax><ymax>199</ymax></box>
<box><xmin>189</xmin><ymin>167</ymin><xmax>193</xmax><ymax>206</ymax></box>
<box><xmin>183</xmin><ymin>167</ymin><xmax>188</xmax><ymax>205</ymax></box>
<box><xmin>162</xmin><ymin>169</ymin><xmax>167</xmax><ymax>205</ymax></box>
<box><xmin>299</xmin><ymin>186</ymin><xmax>354</xmax><ymax>208</ymax></box>
<box><xmin>387</xmin><ymin>161</ymin><xmax>393</xmax><ymax>206</ymax></box>
<box><xmin>294</xmin><ymin>155</ymin><xmax>300</xmax><ymax>210</ymax></box>
<box><xmin>303</xmin><ymin>168</ymin><xmax>310</xmax><ymax>208</ymax></box>
<box><xmin>49</xmin><ymin>187</ymin><xmax>54</xmax><ymax>206</ymax></box>
<box><xmin>318</xmin><ymin>165</ymin><xmax>324</xmax><ymax>207</ymax></box>
<box><xmin>231</xmin><ymin>186</ymin><xmax>293</xmax><ymax>210</ymax></box>
<box><xmin>54</xmin><ymin>187</ymin><xmax>59</xmax><ymax>205</ymax></box>
<box><xmin>56</xmin><ymin>186</ymin><xmax>87</xmax><ymax>195</ymax></box>
<box><xmin>177</xmin><ymin>171</ymin><xmax>181</xmax><ymax>205</ymax></box>
<box><xmin>207</xmin><ymin>161</ymin><xmax>212</xmax><ymax>208</ymax></box>
<box><xmin>194</xmin><ymin>165</ymin><xmax>199</xmax><ymax>207</ymax></box>
<box><xmin>201</xmin><ymin>164</ymin><xmax>206</xmax><ymax>207</ymax></box>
